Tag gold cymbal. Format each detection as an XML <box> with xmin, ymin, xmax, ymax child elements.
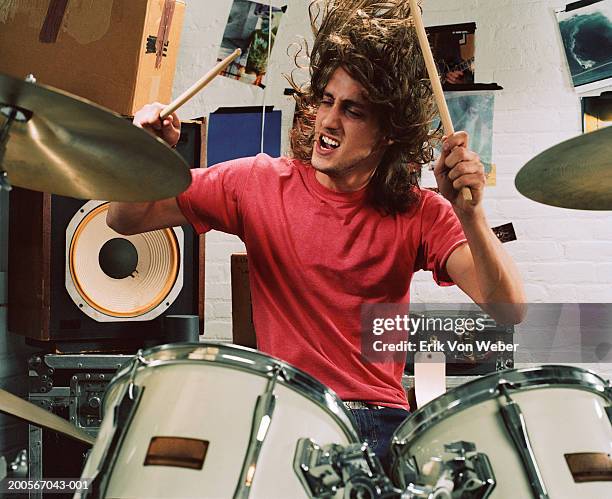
<box><xmin>515</xmin><ymin>127</ymin><xmax>612</xmax><ymax>210</ymax></box>
<box><xmin>0</xmin><ymin>73</ymin><xmax>190</xmax><ymax>201</ymax></box>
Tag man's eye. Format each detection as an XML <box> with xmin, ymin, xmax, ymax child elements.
<box><xmin>321</xmin><ymin>99</ymin><xmax>333</xmax><ymax>106</ymax></box>
<box><xmin>346</xmin><ymin>108</ymin><xmax>363</xmax><ymax>118</ymax></box>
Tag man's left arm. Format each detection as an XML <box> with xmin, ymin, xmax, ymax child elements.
<box><xmin>435</xmin><ymin>131</ymin><xmax>526</xmax><ymax>324</ymax></box>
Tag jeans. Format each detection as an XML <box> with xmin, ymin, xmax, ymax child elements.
<box><xmin>348</xmin><ymin>406</ymin><xmax>411</xmax><ymax>474</ymax></box>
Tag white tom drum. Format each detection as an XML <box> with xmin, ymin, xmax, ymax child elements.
<box><xmin>391</xmin><ymin>365</ymin><xmax>612</xmax><ymax>498</ymax></box>
<box><xmin>77</xmin><ymin>343</ymin><xmax>359</xmax><ymax>498</ymax></box>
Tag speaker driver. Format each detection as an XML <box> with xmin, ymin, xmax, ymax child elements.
<box><xmin>65</xmin><ymin>201</ymin><xmax>184</xmax><ymax>322</ymax></box>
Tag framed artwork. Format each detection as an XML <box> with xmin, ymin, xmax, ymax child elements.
<box><xmin>582</xmin><ymin>94</ymin><xmax>612</xmax><ymax>132</ymax></box>
<box><xmin>556</xmin><ymin>0</ymin><xmax>612</xmax><ymax>91</ymax></box>
<box><xmin>427</xmin><ymin>22</ymin><xmax>476</xmax><ymax>89</ymax></box>
<box><xmin>432</xmin><ymin>91</ymin><xmax>496</xmax><ymax>185</ymax></box>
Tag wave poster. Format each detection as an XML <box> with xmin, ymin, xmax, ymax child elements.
<box><xmin>557</xmin><ymin>0</ymin><xmax>612</xmax><ymax>88</ymax></box>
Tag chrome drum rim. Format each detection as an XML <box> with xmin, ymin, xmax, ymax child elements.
<box><xmin>393</xmin><ymin>364</ymin><xmax>610</xmax><ymax>446</ymax></box>
<box><xmin>104</xmin><ymin>342</ymin><xmax>359</xmax><ymax>442</ymax></box>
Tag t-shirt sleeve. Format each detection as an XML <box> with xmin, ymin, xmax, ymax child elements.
<box><xmin>176</xmin><ymin>156</ymin><xmax>255</xmax><ymax>237</ymax></box>
<box><xmin>414</xmin><ymin>190</ymin><xmax>467</xmax><ymax>286</ymax></box>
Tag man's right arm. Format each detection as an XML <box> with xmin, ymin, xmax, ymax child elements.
<box><xmin>107</xmin><ymin>103</ymin><xmax>187</xmax><ymax>235</ymax></box>
<box><xmin>106</xmin><ymin>198</ymin><xmax>188</xmax><ymax>235</ymax></box>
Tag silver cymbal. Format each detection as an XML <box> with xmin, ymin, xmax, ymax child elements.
<box><xmin>0</xmin><ymin>72</ymin><xmax>190</xmax><ymax>201</ymax></box>
<box><xmin>515</xmin><ymin>127</ymin><xmax>612</xmax><ymax>210</ymax></box>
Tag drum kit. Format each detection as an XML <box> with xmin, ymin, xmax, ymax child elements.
<box><xmin>4</xmin><ymin>341</ymin><xmax>610</xmax><ymax>498</ymax></box>
<box><xmin>1</xmin><ymin>28</ymin><xmax>612</xmax><ymax>496</ymax></box>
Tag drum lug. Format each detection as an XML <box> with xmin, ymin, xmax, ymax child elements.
<box><xmin>293</xmin><ymin>438</ymin><xmax>341</xmax><ymax>497</ymax></box>
<box><xmin>233</xmin><ymin>367</ymin><xmax>280</xmax><ymax>498</ymax></box>
<box><xmin>497</xmin><ymin>382</ymin><xmax>550</xmax><ymax>499</ymax></box>
<box><xmin>605</xmin><ymin>385</ymin><xmax>612</xmax><ymax>424</ymax></box>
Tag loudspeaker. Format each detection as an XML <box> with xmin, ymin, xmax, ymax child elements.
<box><xmin>8</xmin><ymin>120</ymin><xmax>206</xmax><ymax>344</ymax></box>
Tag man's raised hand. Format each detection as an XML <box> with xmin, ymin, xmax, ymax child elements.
<box><xmin>133</xmin><ymin>102</ymin><xmax>181</xmax><ymax>148</ymax></box>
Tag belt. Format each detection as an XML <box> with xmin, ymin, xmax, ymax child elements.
<box><xmin>343</xmin><ymin>401</ymin><xmax>385</xmax><ymax>410</ymax></box>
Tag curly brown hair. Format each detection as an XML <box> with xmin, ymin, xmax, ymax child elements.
<box><xmin>288</xmin><ymin>0</ymin><xmax>439</xmax><ymax>214</ymax></box>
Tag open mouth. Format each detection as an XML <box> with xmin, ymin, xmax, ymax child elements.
<box><xmin>319</xmin><ymin>134</ymin><xmax>341</xmax><ymax>151</ymax></box>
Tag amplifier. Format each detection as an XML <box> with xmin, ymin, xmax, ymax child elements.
<box><xmin>9</xmin><ymin>120</ymin><xmax>205</xmax><ymax>347</ymax></box>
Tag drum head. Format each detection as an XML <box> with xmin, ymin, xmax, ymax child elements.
<box><xmin>392</xmin><ymin>365</ymin><xmax>609</xmax><ymax>446</ymax></box>
<box><xmin>106</xmin><ymin>342</ymin><xmax>358</xmax><ymax>440</ymax></box>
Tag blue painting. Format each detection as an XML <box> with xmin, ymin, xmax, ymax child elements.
<box><xmin>557</xmin><ymin>0</ymin><xmax>612</xmax><ymax>88</ymax></box>
<box><xmin>433</xmin><ymin>91</ymin><xmax>495</xmax><ymax>183</ymax></box>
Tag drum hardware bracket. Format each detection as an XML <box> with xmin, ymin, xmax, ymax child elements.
<box><xmin>233</xmin><ymin>365</ymin><xmax>281</xmax><ymax>499</ymax></box>
<box><xmin>394</xmin><ymin>441</ymin><xmax>496</xmax><ymax>499</ymax></box>
<box><xmin>497</xmin><ymin>382</ymin><xmax>549</xmax><ymax>499</ymax></box>
<box><xmin>1</xmin><ymin>75</ymin><xmax>36</xmax><ymax>124</ymax></box>
<box><xmin>293</xmin><ymin>438</ymin><xmax>403</xmax><ymax>498</ymax></box>
<box><xmin>389</xmin><ymin>441</ymin><xmax>420</xmax><ymax>492</ymax></box>
<box><xmin>0</xmin><ymin>104</ymin><xmax>33</xmax><ymax>124</ymax></box>
<box><xmin>69</xmin><ymin>373</ymin><xmax>109</xmax><ymax>430</ymax></box>
<box><xmin>0</xmin><ymin>105</ymin><xmax>17</xmax><ymax>193</ymax></box>
<box><xmin>8</xmin><ymin>449</ymin><xmax>28</xmax><ymax>479</ymax></box>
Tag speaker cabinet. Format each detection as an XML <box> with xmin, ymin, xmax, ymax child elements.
<box><xmin>8</xmin><ymin>120</ymin><xmax>206</xmax><ymax>343</ymax></box>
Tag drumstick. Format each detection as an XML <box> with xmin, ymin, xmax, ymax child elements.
<box><xmin>408</xmin><ymin>0</ymin><xmax>473</xmax><ymax>201</ymax></box>
<box><xmin>160</xmin><ymin>48</ymin><xmax>242</xmax><ymax>120</ymax></box>
<box><xmin>0</xmin><ymin>388</ymin><xmax>96</xmax><ymax>445</ymax></box>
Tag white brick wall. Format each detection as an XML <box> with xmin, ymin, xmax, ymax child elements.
<box><xmin>172</xmin><ymin>1</ymin><xmax>612</xmax><ymax>381</ymax></box>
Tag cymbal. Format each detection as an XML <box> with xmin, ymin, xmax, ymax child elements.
<box><xmin>0</xmin><ymin>73</ymin><xmax>190</xmax><ymax>201</ymax></box>
<box><xmin>515</xmin><ymin>127</ymin><xmax>612</xmax><ymax>210</ymax></box>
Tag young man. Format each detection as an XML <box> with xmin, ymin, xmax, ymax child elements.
<box><xmin>107</xmin><ymin>0</ymin><xmax>524</xmax><ymax>468</ymax></box>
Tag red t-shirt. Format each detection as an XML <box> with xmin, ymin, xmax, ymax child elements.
<box><xmin>177</xmin><ymin>154</ymin><xmax>466</xmax><ymax>408</ymax></box>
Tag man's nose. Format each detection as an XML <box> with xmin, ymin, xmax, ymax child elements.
<box><xmin>321</xmin><ymin>104</ymin><xmax>341</xmax><ymax>130</ymax></box>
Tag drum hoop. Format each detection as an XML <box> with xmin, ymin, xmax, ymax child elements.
<box><xmin>393</xmin><ymin>365</ymin><xmax>610</xmax><ymax>446</ymax></box>
<box><xmin>104</xmin><ymin>342</ymin><xmax>360</xmax><ymax>442</ymax></box>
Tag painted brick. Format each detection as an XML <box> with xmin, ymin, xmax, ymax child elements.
<box><xmin>564</xmin><ymin>242</ymin><xmax>612</xmax><ymax>261</ymax></box>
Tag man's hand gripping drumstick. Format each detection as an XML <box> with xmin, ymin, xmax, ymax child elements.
<box><xmin>134</xmin><ymin>48</ymin><xmax>242</xmax><ymax>146</ymax></box>
<box><xmin>408</xmin><ymin>0</ymin><xmax>474</xmax><ymax>203</ymax></box>
<box><xmin>107</xmin><ymin>49</ymin><xmax>241</xmax><ymax>235</ymax></box>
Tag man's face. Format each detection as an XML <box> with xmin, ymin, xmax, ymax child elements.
<box><xmin>311</xmin><ymin>67</ymin><xmax>388</xmax><ymax>184</ymax></box>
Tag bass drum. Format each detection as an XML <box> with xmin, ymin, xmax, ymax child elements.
<box><xmin>391</xmin><ymin>365</ymin><xmax>612</xmax><ymax>498</ymax></box>
<box><xmin>78</xmin><ymin>343</ymin><xmax>359</xmax><ymax>498</ymax></box>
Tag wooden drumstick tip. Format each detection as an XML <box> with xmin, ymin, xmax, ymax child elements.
<box><xmin>160</xmin><ymin>48</ymin><xmax>243</xmax><ymax>120</ymax></box>
<box><xmin>408</xmin><ymin>0</ymin><xmax>473</xmax><ymax>202</ymax></box>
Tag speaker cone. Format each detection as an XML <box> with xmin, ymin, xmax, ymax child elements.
<box><xmin>65</xmin><ymin>201</ymin><xmax>184</xmax><ymax>322</ymax></box>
